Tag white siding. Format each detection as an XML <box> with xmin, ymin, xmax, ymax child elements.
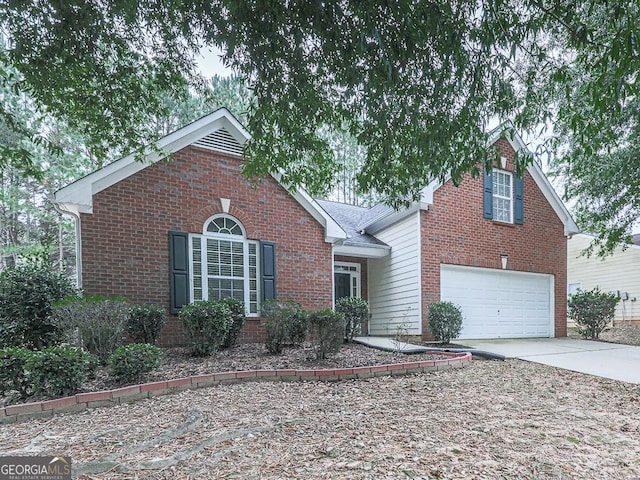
<box><xmin>368</xmin><ymin>213</ymin><xmax>421</xmax><ymax>335</ymax></box>
<box><xmin>568</xmin><ymin>234</ymin><xmax>640</xmax><ymax>323</ymax></box>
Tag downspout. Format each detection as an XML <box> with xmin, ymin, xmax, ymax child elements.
<box><xmin>50</xmin><ymin>198</ymin><xmax>82</xmax><ymax>289</ymax></box>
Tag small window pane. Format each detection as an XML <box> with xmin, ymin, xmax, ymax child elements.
<box><xmin>492</xmin><ymin>170</ymin><xmax>513</xmax><ymax>223</ymax></box>
<box><xmin>206</xmin><ymin>216</ymin><xmax>244</xmax><ymax>236</ymax></box>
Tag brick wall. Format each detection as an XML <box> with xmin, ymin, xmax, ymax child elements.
<box><xmin>420</xmin><ymin>139</ymin><xmax>568</xmax><ymax>338</ymax></box>
<box><xmin>80</xmin><ymin>147</ymin><xmax>334</xmax><ymax>345</ymax></box>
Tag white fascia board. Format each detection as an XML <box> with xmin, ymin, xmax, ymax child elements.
<box><xmin>367</xmin><ymin>124</ymin><xmax>578</xmax><ymax>237</ymax></box>
<box><xmin>526</xmin><ymin>161</ymin><xmax>579</xmax><ymax>236</ymax></box>
<box><xmin>54</xmin><ymin>202</ymin><xmax>84</xmax><ymax>217</ymax></box>
<box><xmin>419</xmin><ymin>178</ymin><xmax>441</xmax><ymax>205</ymax></box>
<box><xmin>333</xmin><ymin>243</ymin><xmax>390</xmax><ymax>258</ymax></box>
<box><xmin>366</xmin><ymin>203</ymin><xmax>421</xmax><ymax>235</ymax></box>
<box><xmin>270</xmin><ymin>172</ymin><xmax>347</xmax><ymax>243</ymax></box>
<box><xmin>488</xmin><ymin>124</ymin><xmax>579</xmax><ymax>235</ymax></box>
<box><xmin>54</xmin><ymin>108</ymin><xmax>248</xmax><ymax>208</ymax></box>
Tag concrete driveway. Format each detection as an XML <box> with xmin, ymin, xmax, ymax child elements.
<box><xmin>463</xmin><ymin>338</ymin><xmax>640</xmax><ymax>384</ymax></box>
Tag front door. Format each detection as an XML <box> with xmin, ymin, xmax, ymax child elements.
<box><xmin>334</xmin><ymin>273</ymin><xmax>352</xmax><ymax>301</ymax></box>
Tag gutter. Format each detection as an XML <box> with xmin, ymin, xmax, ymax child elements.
<box><xmin>50</xmin><ymin>197</ymin><xmax>82</xmax><ymax>288</ymax></box>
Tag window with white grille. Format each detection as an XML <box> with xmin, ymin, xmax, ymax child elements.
<box><xmin>492</xmin><ymin>170</ymin><xmax>513</xmax><ymax>223</ymax></box>
<box><xmin>190</xmin><ymin>215</ymin><xmax>259</xmax><ymax>315</ymax></box>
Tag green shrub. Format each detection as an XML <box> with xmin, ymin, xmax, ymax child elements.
<box><xmin>0</xmin><ymin>262</ymin><xmax>77</xmax><ymax>348</ymax></box>
<box><xmin>335</xmin><ymin>297</ymin><xmax>368</xmax><ymax>342</ymax></box>
<box><xmin>427</xmin><ymin>302</ymin><xmax>463</xmax><ymax>344</ymax></box>
<box><xmin>264</xmin><ymin>315</ymin><xmax>288</xmax><ymax>354</ymax></box>
<box><xmin>109</xmin><ymin>343</ymin><xmax>161</xmax><ymax>381</ymax></box>
<box><xmin>286</xmin><ymin>309</ymin><xmax>309</xmax><ymax>347</ymax></box>
<box><xmin>568</xmin><ymin>288</ymin><xmax>619</xmax><ymax>339</ymax></box>
<box><xmin>126</xmin><ymin>304</ymin><xmax>167</xmax><ymax>344</ymax></box>
<box><xmin>0</xmin><ymin>347</ymin><xmax>33</xmax><ymax>400</ymax></box>
<box><xmin>27</xmin><ymin>345</ymin><xmax>99</xmax><ymax>397</ymax></box>
<box><xmin>219</xmin><ymin>298</ymin><xmax>246</xmax><ymax>349</ymax></box>
<box><xmin>266</xmin><ymin>300</ymin><xmax>308</xmax><ymax>345</ymax></box>
<box><xmin>54</xmin><ymin>295</ymin><xmax>129</xmax><ymax>364</ymax></box>
<box><xmin>307</xmin><ymin>309</ymin><xmax>345</xmax><ymax>360</ymax></box>
<box><xmin>262</xmin><ymin>300</ymin><xmax>308</xmax><ymax>354</ymax></box>
<box><xmin>179</xmin><ymin>301</ymin><xmax>232</xmax><ymax>356</ymax></box>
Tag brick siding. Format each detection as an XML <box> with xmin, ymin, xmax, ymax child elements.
<box><xmin>80</xmin><ymin>147</ymin><xmax>333</xmax><ymax>345</ymax></box>
<box><xmin>420</xmin><ymin>139</ymin><xmax>568</xmax><ymax>339</ymax></box>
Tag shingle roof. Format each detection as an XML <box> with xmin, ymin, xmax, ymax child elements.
<box><xmin>315</xmin><ymin>199</ymin><xmax>389</xmax><ymax>246</ymax></box>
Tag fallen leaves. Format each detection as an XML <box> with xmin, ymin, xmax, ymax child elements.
<box><xmin>0</xmin><ymin>346</ymin><xmax>639</xmax><ymax>478</ymax></box>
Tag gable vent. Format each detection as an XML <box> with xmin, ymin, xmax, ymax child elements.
<box><xmin>192</xmin><ymin>127</ymin><xmax>244</xmax><ymax>157</ymax></box>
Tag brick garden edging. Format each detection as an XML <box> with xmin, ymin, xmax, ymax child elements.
<box><xmin>0</xmin><ymin>352</ymin><xmax>471</xmax><ymax>424</ymax></box>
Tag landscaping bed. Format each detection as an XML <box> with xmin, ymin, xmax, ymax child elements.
<box><xmin>1</xmin><ymin>342</ymin><xmax>452</xmax><ymax>407</ymax></box>
<box><xmin>1</xmin><ymin>357</ymin><xmax>639</xmax><ymax>479</ymax></box>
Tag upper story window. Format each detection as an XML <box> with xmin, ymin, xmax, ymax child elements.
<box><xmin>483</xmin><ymin>167</ymin><xmax>524</xmax><ymax>225</ymax></box>
<box><xmin>492</xmin><ymin>170</ymin><xmax>513</xmax><ymax>223</ymax></box>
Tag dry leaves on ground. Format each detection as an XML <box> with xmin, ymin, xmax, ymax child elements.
<box><xmin>3</xmin><ymin>327</ymin><xmax>640</xmax><ymax>479</ymax></box>
<box><xmin>1</xmin><ymin>358</ymin><xmax>640</xmax><ymax>479</ymax></box>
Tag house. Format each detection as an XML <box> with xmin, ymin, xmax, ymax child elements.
<box><xmin>568</xmin><ymin>233</ymin><xmax>640</xmax><ymax>324</ymax></box>
<box><xmin>54</xmin><ymin>108</ymin><xmax>578</xmax><ymax>344</ymax></box>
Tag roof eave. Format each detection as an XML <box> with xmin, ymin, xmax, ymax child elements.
<box><xmin>54</xmin><ymin>108</ymin><xmax>248</xmax><ymax>207</ymax></box>
<box><xmin>526</xmin><ymin>162</ymin><xmax>579</xmax><ymax>236</ymax></box>
<box><xmin>333</xmin><ymin>242</ymin><xmax>390</xmax><ymax>258</ymax></box>
<box><xmin>365</xmin><ymin>203</ymin><xmax>421</xmax><ymax>235</ymax></box>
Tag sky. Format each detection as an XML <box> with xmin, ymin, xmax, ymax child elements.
<box><xmin>196</xmin><ymin>47</ymin><xmax>234</xmax><ymax>78</ymax></box>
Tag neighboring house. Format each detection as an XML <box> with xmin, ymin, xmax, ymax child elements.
<box><xmin>54</xmin><ymin>108</ymin><xmax>578</xmax><ymax>344</ymax></box>
<box><xmin>568</xmin><ymin>233</ymin><xmax>640</xmax><ymax>324</ymax></box>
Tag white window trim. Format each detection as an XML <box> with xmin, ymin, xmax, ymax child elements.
<box><xmin>334</xmin><ymin>261</ymin><xmax>361</xmax><ymax>303</ymax></box>
<box><xmin>567</xmin><ymin>282</ymin><xmax>582</xmax><ymax>298</ymax></box>
<box><xmin>202</xmin><ymin>214</ymin><xmax>247</xmax><ymax>237</ymax></box>
<box><xmin>493</xmin><ymin>169</ymin><xmax>513</xmax><ymax>224</ymax></box>
<box><xmin>189</xmin><ymin>215</ymin><xmax>260</xmax><ymax>317</ymax></box>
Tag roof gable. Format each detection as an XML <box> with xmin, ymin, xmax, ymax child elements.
<box><xmin>53</xmin><ymin>108</ymin><xmax>346</xmax><ymax>243</ymax></box>
<box><xmin>363</xmin><ymin>125</ymin><xmax>578</xmax><ymax>236</ymax></box>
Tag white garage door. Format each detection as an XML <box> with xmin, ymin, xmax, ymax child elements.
<box><xmin>440</xmin><ymin>265</ymin><xmax>553</xmax><ymax>339</ymax></box>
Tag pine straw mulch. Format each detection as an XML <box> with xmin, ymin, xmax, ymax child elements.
<box><xmin>1</xmin><ymin>343</ymin><xmax>452</xmax><ymax>407</ymax></box>
<box><xmin>1</xmin><ymin>337</ymin><xmax>640</xmax><ymax>478</ymax></box>
<box><xmin>599</xmin><ymin>324</ymin><xmax>640</xmax><ymax>346</ymax></box>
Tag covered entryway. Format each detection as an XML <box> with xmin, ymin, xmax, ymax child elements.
<box><xmin>440</xmin><ymin>264</ymin><xmax>554</xmax><ymax>339</ymax></box>
<box><xmin>334</xmin><ymin>262</ymin><xmax>361</xmax><ymax>301</ymax></box>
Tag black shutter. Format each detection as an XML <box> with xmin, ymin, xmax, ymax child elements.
<box><xmin>169</xmin><ymin>231</ymin><xmax>190</xmax><ymax>314</ymax></box>
<box><xmin>514</xmin><ymin>176</ymin><xmax>524</xmax><ymax>225</ymax></box>
<box><xmin>260</xmin><ymin>241</ymin><xmax>276</xmax><ymax>301</ymax></box>
<box><xmin>483</xmin><ymin>169</ymin><xmax>493</xmax><ymax>219</ymax></box>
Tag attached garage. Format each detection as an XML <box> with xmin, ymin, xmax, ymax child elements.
<box><xmin>440</xmin><ymin>265</ymin><xmax>554</xmax><ymax>339</ymax></box>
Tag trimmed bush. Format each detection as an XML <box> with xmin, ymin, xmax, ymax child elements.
<box><xmin>335</xmin><ymin>297</ymin><xmax>368</xmax><ymax>342</ymax></box>
<box><xmin>307</xmin><ymin>309</ymin><xmax>345</xmax><ymax>360</ymax></box>
<box><xmin>0</xmin><ymin>262</ymin><xmax>77</xmax><ymax>348</ymax></box>
<box><xmin>109</xmin><ymin>343</ymin><xmax>161</xmax><ymax>381</ymax></box>
<box><xmin>264</xmin><ymin>315</ymin><xmax>288</xmax><ymax>354</ymax></box>
<box><xmin>262</xmin><ymin>300</ymin><xmax>308</xmax><ymax>354</ymax></box>
<box><xmin>219</xmin><ymin>298</ymin><xmax>246</xmax><ymax>349</ymax></box>
<box><xmin>126</xmin><ymin>304</ymin><xmax>167</xmax><ymax>344</ymax></box>
<box><xmin>27</xmin><ymin>345</ymin><xmax>99</xmax><ymax>397</ymax></box>
<box><xmin>569</xmin><ymin>288</ymin><xmax>619</xmax><ymax>339</ymax></box>
<box><xmin>0</xmin><ymin>347</ymin><xmax>33</xmax><ymax>400</ymax></box>
<box><xmin>427</xmin><ymin>302</ymin><xmax>463</xmax><ymax>344</ymax></box>
<box><xmin>179</xmin><ymin>301</ymin><xmax>232</xmax><ymax>356</ymax></box>
<box><xmin>54</xmin><ymin>295</ymin><xmax>129</xmax><ymax>364</ymax></box>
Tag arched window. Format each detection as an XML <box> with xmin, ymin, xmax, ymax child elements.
<box><xmin>190</xmin><ymin>215</ymin><xmax>259</xmax><ymax>315</ymax></box>
<box><xmin>205</xmin><ymin>216</ymin><xmax>244</xmax><ymax>236</ymax></box>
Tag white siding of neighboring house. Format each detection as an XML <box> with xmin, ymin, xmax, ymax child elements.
<box><xmin>568</xmin><ymin>233</ymin><xmax>640</xmax><ymax>323</ymax></box>
<box><xmin>368</xmin><ymin>213</ymin><xmax>421</xmax><ymax>336</ymax></box>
